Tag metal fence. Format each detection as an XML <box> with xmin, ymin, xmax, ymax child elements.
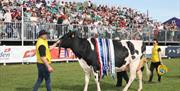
<box><xmin>0</xmin><ymin>22</ymin><xmax>180</xmax><ymax>44</ymax></box>
<box><xmin>0</xmin><ymin>22</ymin><xmax>21</xmax><ymax>40</ymax></box>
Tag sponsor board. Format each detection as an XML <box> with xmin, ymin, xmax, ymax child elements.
<box><xmin>146</xmin><ymin>46</ymin><xmax>167</xmax><ymax>58</ymax></box>
<box><xmin>0</xmin><ymin>46</ymin><xmax>77</xmax><ymax>63</ymax></box>
<box><xmin>0</xmin><ymin>46</ymin><xmax>24</xmax><ymax>63</ymax></box>
<box><xmin>165</xmin><ymin>46</ymin><xmax>180</xmax><ymax>58</ymax></box>
<box><xmin>1</xmin><ymin>46</ymin><xmax>179</xmax><ymax>63</ymax></box>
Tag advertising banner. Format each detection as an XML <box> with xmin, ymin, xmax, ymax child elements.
<box><xmin>0</xmin><ymin>46</ymin><xmax>77</xmax><ymax>64</ymax></box>
<box><xmin>146</xmin><ymin>46</ymin><xmax>167</xmax><ymax>58</ymax></box>
<box><xmin>0</xmin><ymin>46</ymin><xmax>24</xmax><ymax>63</ymax></box>
<box><xmin>2</xmin><ymin>45</ymin><xmax>179</xmax><ymax>64</ymax></box>
<box><xmin>165</xmin><ymin>46</ymin><xmax>180</xmax><ymax>58</ymax></box>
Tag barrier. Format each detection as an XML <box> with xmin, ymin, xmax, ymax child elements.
<box><xmin>0</xmin><ymin>46</ymin><xmax>24</xmax><ymax>63</ymax></box>
<box><xmin>146</xmin><ymin>46</ymin><xmax>167</xmax><ymax>58</ymax></box>
<box><xmin>0</xmin><ymin>22</ymin><xmax>21</xmax><ymax>40</ymax></box>
<box><xmin>0</xmin><ymin>46</ymin><xmax>78</xmax><ymax>65</ymax></box>
<box><xmin>0</xmin><ymin>22</ymin><xmax>180</xmax><ymax>44</ymax></box>
<box><xmin>146</xmin><ymin>46</ymin><xmax>180</xmax><ymax>58</ymax></box>
<box><xmin>1</xmin><ymin>45</ymin><xmax>180</xmax><ymax>64</ymax></box>
<box><xmin>165</xmin><ymin>46</ymin><xmax>180</xmax><ymax>58</ymax></box>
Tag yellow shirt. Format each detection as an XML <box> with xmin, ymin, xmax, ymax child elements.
<box><xmin>151</xmin><ymin>44</ymin><xmax>161</xmax><ymax>63</ymax></box>
<box><xmin>36</xmin><ymin>38</ymin><xmax>51</xmax><ymax>64</ymax></box>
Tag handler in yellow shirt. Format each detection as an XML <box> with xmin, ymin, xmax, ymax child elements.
<box><xmin>149</xmin><ymin>39</ymin><xmax>163</xmax><ymax>82</ymax></box>
<box><xmin>33</xmin><ymin>30</ymin><xmax>60</xmax><ymax>91</ymax></box>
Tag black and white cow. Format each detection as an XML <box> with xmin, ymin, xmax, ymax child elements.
<box><xmin>59</xmin><ymin>32</ymin><xmax>150</xmax><ymax>91</ymax></box>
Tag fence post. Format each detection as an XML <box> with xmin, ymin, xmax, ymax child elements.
<box><xmin>110</xmin><ymin>27</ymin><xmax>112</xmax><ymax>39</ymax></box>
<box><xmin>165</xmin><ymin>30</ymin><xmax>167</xmax><ymax>45</ymax></box>
<box><xmin>148</xmin><ymin>30</ymin><xmax>151</xmax><ymax>45</ymax></box>
<box><xmin>21</xmin><ymin>7</ymin><xmax>24</xmax><ymax>65</ymax></box>
<box><xmin>130</xmin><ymin>28</ymin><xmax>132</xmax><ymax>40</ymax></box>
<box><xmin>3</xmin><ymin>60</ymin><xmax>6</xmax><ymax>66</ymax></box>
<box><xmin>21</xmin><ymin>7</ymin><xmax>24</xmax><ymax>46</ymax></box>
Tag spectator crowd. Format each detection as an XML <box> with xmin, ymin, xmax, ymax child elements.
<box><xmin>0</xmin><ymin>0</ymin><xmax>179</xmax><ymax>41</ymax></box>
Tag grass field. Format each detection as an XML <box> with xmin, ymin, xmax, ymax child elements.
<box><xmin>0</xmin><ymin>59</ymin><xmax>180</xmax><ymax>91</ymax></box>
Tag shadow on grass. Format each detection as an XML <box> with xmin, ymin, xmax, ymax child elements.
<box><xmin>165</xmin><ymin>75</ymin><xmax>180</xmax><ymax>79</ymax></box>
<box><xmin>51</xmin><ymin>81</ymin><xmax>137</xmax><ymax>91</ymax></box>
<box><xmin>144</xmin><ymin>81</ymin><xmax>159</xmax><ymax>84</ymax></box>
<box><xmin>15</xmin><ymin>81</ymin><xmax>137</xmax><ymax>91</ymax></box>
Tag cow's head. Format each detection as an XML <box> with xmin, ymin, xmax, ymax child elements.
<box><xmin>59</xmin><ymin>31</ymin><xmax>76</xmax><ymax>48</ymax></box>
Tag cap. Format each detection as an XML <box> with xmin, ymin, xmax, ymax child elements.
<box><xmin>38</xmin><ymin>30</ymin><xmax>49</xmax><ymax>37</ymax></box>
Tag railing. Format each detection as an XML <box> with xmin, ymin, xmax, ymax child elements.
<box><xmin>0</xmin><ymin>22</ymin><xmax>21</xmax><ymax>40</ymax></box>
<box><xmin>0</xmin><ymin>22</ymin><xmax>180</xmax><ymax>45</ymax></box>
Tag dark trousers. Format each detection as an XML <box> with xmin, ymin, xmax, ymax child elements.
<box><xmin>149</xmin><ymin>62</ymin><xmax>161</xmax><ymax>82</ymax></box>
<box><xmin>116</xmin><ymin>71</ymin><xmax>129</xmax><ymax>87</ymax></box>
<box><xmin>33</xmin><ymin>63</ymin><xmax>51</xmax><ymax>91</ymax></box>
<box><xmin>57</xmin><ymin>25</ymin><xmax>62</xmax><ymax>38</ymax></box>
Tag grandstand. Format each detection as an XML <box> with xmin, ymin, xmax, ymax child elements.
<box><xmin>0</xmin><ymin>1</ymin><xmax>180</xmax><ymax>91</ymax></box>
<box><xmin>0</xmin><ymin>0</ymin><xmax>180</xmax><ymax>46</ymax></box>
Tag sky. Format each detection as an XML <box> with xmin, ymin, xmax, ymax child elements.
<box><xmin>64</xmin><ymin>0</ymin><xmax>180</xmax><ymax>22</ymax></box>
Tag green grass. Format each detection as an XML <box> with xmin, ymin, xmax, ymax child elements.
<box><xmin>0</xmin><ymin>59</ymin><xmax>180</xmax><ymax>91</ymax></box>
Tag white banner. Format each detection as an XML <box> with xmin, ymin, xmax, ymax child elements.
<box><xmin>146</xmin><ymin>46</ymin><xmax>167</xmax><ymax>58</ymax></box>
<box><xmin>0</xmin><ymin>46</ymin><xmax>168</xmax><ymax>63</ymax></box>
<box><xmin>0</xmin><ymin>46</ymin><xmax>77</xmax><ymax>64</ymax></box>
<box><xmin>0</xmin><ymin>46</ymin><xmax>24</xmax><ymax>63</ymax></box>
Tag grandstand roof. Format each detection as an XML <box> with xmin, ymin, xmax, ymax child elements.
<box><xmin>163</xmin><ymin>17</ymin><xmax>180</xmax><ymax>28</ymax></box>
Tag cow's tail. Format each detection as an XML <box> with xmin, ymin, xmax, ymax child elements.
<box><xmin>144</xmin><ymin>60</ymin><xmax>151</xmax><ymax>78</ymax></box>
<box><xmin>140</xmin><ymin>57</ymin><xmax>151</xmax><ymax>78</ymax></box>
<box><xmin>142</xmin><ymin>42</ymin><xmax>151</xmax><ymax>78</ymax></box>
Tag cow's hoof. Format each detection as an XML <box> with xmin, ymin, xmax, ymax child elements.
<box><xmin>122</xmin><ymin>89</ymin><xmax>127</xmax><ymax>91</ymax></box>
<box><xmin>137</xmin><ymin>88</ymin><xmax>143</xmax><ymax>91</ymax></box>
